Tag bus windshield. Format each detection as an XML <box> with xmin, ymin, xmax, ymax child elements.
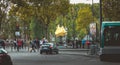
<box><xmin>104</xmin><ymin>26</ymin><xmax>120</xmax><ymax>46</ymax></box>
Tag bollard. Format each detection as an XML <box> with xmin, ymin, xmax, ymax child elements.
<box><xmin>90</xmin><ymin>44</ymin><xmax>97</xmax><ymax>55</ymax></box>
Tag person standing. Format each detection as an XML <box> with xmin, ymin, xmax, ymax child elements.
<box><xmin>17</xmin><ymin>38</ymin><xmax>22</xmax><ymax>52</ymax></box>
<box><xmin>86</xmin><ymin>40</ymin><xmax>90</xmax><ymax>49</ymax></box>
<box><xmin>82</xmin><ymin>39</ymin><xmax>85</xmax><ymax>48</ymax></box>
<box><xmin>13</xmin><ymin>39</ymin><xmax>17</xmax><ymax>50</ymax></box>
<box><xmin>72</xmin><ymin>40</ymin><xmax>75</xmax><ymax>48</ymax></box>
<box><xmin>79</xmin><ymin>40</ymin><xmax>82</xmax><ymax>48</ymax></box>
<box><xmin>76</xmin><ymin>40</ymin><xmax>79</xmax><ymax>48</ymax></box>
<box><xmin>35</xmin><ymin>38</ymin><xmax>40</xmax><ymax>52</ymax></box>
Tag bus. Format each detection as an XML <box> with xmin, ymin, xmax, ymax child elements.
<box><xmin>100</xmin><ymin>21</ymin><xmax>120</xmax><ymax>61</ymax></box>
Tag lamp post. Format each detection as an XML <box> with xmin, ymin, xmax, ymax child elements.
<box><xmin>91</xmin><ymin>0</ymin><xmax>98</xmax><ymax>42</ymax></box>
<box><xmin>92</xmin><ymin>0</ymin><xmax>94</xmax><ymax>22</ymax></box>
<box><xmin>100</xmin><ymin>0</ymin><xmax>102</xmax><ymax>44</ymax></box>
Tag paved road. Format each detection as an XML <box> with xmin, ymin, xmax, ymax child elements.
<box><xmin>8</xmin><ymin>51</ymin><xmax>120</xmax><ymax>65</ymax></box>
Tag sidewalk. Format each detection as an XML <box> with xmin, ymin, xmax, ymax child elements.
<box><xmin>5</xmin><ymin>46</ymin><xmax>99</xmax><ymax>58</ymax></box>
<box><xmin>58</xmin><ymin>45</ymin><xmax>89</xmax><ymax>51</ymax></box>
<box><xmin>58</xmin><ymin>46</ymin><xmax>99</xmax><ymax>58</ymax></box>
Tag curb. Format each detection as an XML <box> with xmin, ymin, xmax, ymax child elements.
<box><xmin>60</xmin><ymin>52</ymin><xmax>99</xmax><ymax>58</ymax></box>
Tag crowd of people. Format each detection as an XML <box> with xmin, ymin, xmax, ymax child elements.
<box><xmin>66</xmin><ymin>39</ymin><xmax>92</xmax><ymax>49</ymax></box>
<box><xmin>0</xmin><ymin>37</ymin><xmax>48</xmax><ymax>52</ymax></box>
<box><xmin>0</xmin><ymin>37</ymin><xmax>94</xmax><ymax>53</ymax></box>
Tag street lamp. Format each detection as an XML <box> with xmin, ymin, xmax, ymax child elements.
<box><xmin>100</xmin><ymin>0</ymin><xmax>102</xmax><ymax>44</ymax></box>
<box><xmin>92</xmin><ymin>0</ymin><xmax>94</xmax><ymax>22</ymax></box>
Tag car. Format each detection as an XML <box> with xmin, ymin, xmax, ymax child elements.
<box><xmin>40</xmin><ymin>43</ymin><xmax>59</xmax><ymax>54</ymax></box>
<box><xmin>0</xmin><ymin>39</ymin><xmax>5</xmax><ymax>49</ymax></box>
<box><xmin>0</xmin><ymin>46</ymin><xmax>13</xmax><ymax>65</ymax></box>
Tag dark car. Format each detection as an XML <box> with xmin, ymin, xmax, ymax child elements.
<box><xmin>0</xmin><ymin>39</ymin><xmax>5</xmax><ymax>49</ymax></box>
<box><xmin>0</xmin><ymin>46</ymin><xmax>13</xmax><ymax>65</ymax></box>
<box><xmin>40</xmin><ymin>43</ymin><xmax>59</xmax><ymax>54</ymax></box>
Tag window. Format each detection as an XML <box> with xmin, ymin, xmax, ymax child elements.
<box><xmin>104</xmin><ymin>26</ymin><xmax>120</xmax><ymax>46</ymax></box>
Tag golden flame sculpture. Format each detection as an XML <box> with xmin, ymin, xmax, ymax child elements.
<box><xmin>55</xmin><ymin>25</ymin><xmax>67</xmax><ymax>37</ymax></box>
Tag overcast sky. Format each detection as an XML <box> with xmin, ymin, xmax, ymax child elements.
<box><xmin>70</xmin><ymin>0</ymin><xmax>99</xmax><ymax>4</ymax></box>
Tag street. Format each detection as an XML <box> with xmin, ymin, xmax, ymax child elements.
<box><xmin>1</xmin><ymin>0</ymin><xmax>120</xmax><ymax>65</ymax></box>
<box><xmin>8</xmin><ymin>50</ymin><xmax>120</xmax><ymax>65</ymax></box>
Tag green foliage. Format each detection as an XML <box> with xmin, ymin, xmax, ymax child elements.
<box><xmin>30</xmin><ymin>18</ymin><xmax>35</xmax><ymax>39</ymax></box>
<box><xmin>75</xmin><ymin>4</ymin><xmax>99</xmax><ymax>39</ymax></box>
<box><xmin>49</xmin><ymin>3</ymin><xmax>100</xmax><ymax>40</ymax></box>
<box><xmin>103</xmin><ymin>0</ymin><xmax>120</xmax><ymax>21</ymax></box>
<box><xmin>1</xmin><ymin>0</ymin><xmax>101</xmax><ymax>40</ymax></box>
<box><xmin>30</xmin><ymin>17</ymin><xmax>43</xmax><ymax>39</ymax></box>
<box><xmin>0</xmin><ymin>0</ymin><xmax>11</xmax><ymax>39</ymax></box>
<box><xmin>76</xmin><ymin>6</ymin><xmax>93</xmax><ymax>31</ymax></box>
<box><xmin>93</xmin><ymin>4</ymin><xmax>100</xmax><ymax>19</ymax></box>
<box><xmin>8</xmin><ymin>0</ymin><xmax>70</xmax><ymax>39</ymax></box>
<box><xmin>78</xmin><ymin>28</ymin><xmax>87</xmax><ymax>39</ymax></box>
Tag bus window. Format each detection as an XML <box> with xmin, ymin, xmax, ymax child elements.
<box><xmin>103</xmin><ymin>26</ymin><xmax>120</xmax><ymax>46</ymax></box>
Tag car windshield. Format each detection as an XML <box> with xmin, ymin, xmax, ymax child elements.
<box><xmin>43</xmin><ymin>43</ymin><xmax>54</xmax><ymax>47</ymax></box>
<box><xmin>104</xmin><ymin>26</ymin><xmax>120</xmax><ymax>46</ymax></box>
<box><xmin>42</xmin><ymin>44</ymin><xmax>50</xmax><ymax>46</ymax></box>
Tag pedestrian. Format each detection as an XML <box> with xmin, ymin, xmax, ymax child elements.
<box><xmin>76</xmin><ymin>40</ymin><xmax>79</xmax><ymax>48</ymax></box>
<box><xmin>10</xmin><ymin>40</ymin><xmax>14</xmax><ymax>51</ymax></box>
<box><xmin>82</xmin><ymin>39</ymin><xmax>85</xmax><ymax>48</ymax></box>
<box><xmin>13</xmin><ymin>39</ymin><xmax>17</xmax><ymax>50</ymax></box>
<box><xmin>72</xmin><ymin>40</ymin><xmax>75</xmax><ymax>48</ymax></box>
<box><xmin>35</xmin><ymin>38</ymin><xmax>40</xmax><ymax>52</ymax></box>
<box><xmin>29</xmin><ymin>40</ymin><xmax>36</xmax><ymax>52</ymax></box>
<box><xmin>86</xmin><ymin>40</ymin><xmax>90</xmax><ymax>49</ymax></box>
<box><xmin>21</xmin><ymin>39</ymin><xmax>24</xmax><ymax>49</ymax></box>
<box><xmin>42</xmin><ymin>36</ymin><xmax>48</xmax><ymax>44</ymax></box>
<box><xmin>17</xmin><ymin>38</ymin><xmax>22</xmax><ymax>52</ymax></box>
<box><xmin>40</xmin><ymin>40</ymin><xmax>43</xmax><ymax>46</ymax></box>
<box><xmin>78</xmin><ymin>40</ymin><xmax>82</xmax><ymax>48</ymax></box>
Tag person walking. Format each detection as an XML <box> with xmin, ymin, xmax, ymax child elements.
<box><xmin>13</xmin><ymin>39</ymin><xmax>17</xmax><ymax>50</ymax></box>
<box><xmin>29</xmin><ymin>40</ymin><xmax>36</xmax><ymax>52</ymax></box>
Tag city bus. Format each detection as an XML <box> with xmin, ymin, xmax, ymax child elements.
<box><xmin>100</xmin><ymin>21</ymin><xmax>120</xmax><ymax>61</ymax></box>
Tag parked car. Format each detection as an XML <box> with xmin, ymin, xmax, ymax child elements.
<box><xmin>0</xmin><ymin>39</ymin><xmax>5</xmax><ymax>49</ymax></box>
<box><xmin>40</xmin><ymin>43</ymin><xmax>59</xmax><ymax>54</ymax></box>
<box><xmin>0</xmin><ymin>46</ymin><xmax>13</xmax><ymax>65</ymax></box>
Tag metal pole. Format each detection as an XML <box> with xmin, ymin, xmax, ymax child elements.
<box><xmin>100</xmin><ymin>0</ymin><xmax>102</xmax><ymax>45</ymax></box>
<box><xmin>92</xmin><ymin>0</ymin><xmax>94</xmax><ymax>41</ymax></box>
<box><xmin>92</xmin><ymin>0</ymin><xmax>94</xmax><ymax>22</ymax></box>
<box><xmin>73</xmin><ymin>4</ymin><xmax>75</xmax><ymax>41</ymax></box>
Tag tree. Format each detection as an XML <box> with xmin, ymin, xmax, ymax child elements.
<box><xmin>0</xmin><ymin>0</ymin><xmax>10</xmax><ymax>39</ymax></box>
<box><xmin>103</xmin><ymin>0</ymin><xmax>120</xmax><ymax>21</ymax></box>
<box><xmin>93</xmin><ymin>3</ymin><xmax>100</xmax><ymax>20</ymax></box>
<box><xmin>8</xmin><ymin>0</ymin><xmax>70</xmax><ymax>40</ymax></box>
<box><xmin>76</xmin><ymin>6</ymin><xmax>94</xmax><ymax>38</ymax></box>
